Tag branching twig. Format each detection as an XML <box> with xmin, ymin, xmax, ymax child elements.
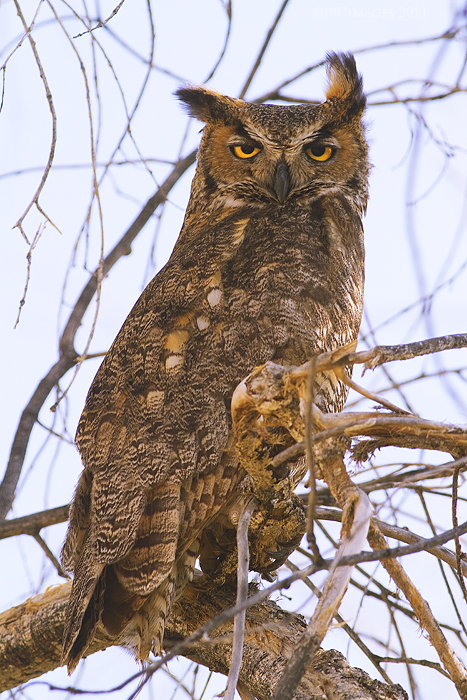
<box><xmin>14</xmin><ymin>223</ymin><xmax>45</xmax><ymax>328</ymax></box>
<box><xmin>238</xmin><ymin>0</ymin><xmax>290</xmax><ymax>99</ymax></box>
<box><xmin>11</xmin><ymin>0</ymin><xmax>58</xmax><ymax>242</ymax></box>
<box><xmin>367</xmin><ymin>523</ymin><xmax>467</xmax><ymax>697</ymax></box>
<box><xmin>285</xmin><ymin>559</ymin><xmax>394</xmax><ymax>685</ymax></box>
<box><xmin>73</xmin><ymin>0</ymin><xmax>126</xmax><ymax>38</ymax></box>
<box><xmin>271</xmin><ymin>450</ymin><xmax>372</xmax><ymax>700</ymax></box>
<box><xmin>254</xmin><ymin>28</ymin><xmax>465</xmax><ymax>103</ymax></box>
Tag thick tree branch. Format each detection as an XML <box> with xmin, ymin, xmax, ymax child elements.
<box><xmin>0</xmin><ymin>580</ymin><xmax>407</xmax><ymax>699</ymax></box>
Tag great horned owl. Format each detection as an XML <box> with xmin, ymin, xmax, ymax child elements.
<box><xmin>61</xmin><ymin>52</ymin><xmax>369</xmax><ymax>673</ymax></box>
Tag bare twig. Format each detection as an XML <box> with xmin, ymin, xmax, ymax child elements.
<box><xmin>73</xmin><ymin>0</ymin><xmax>126</xmax><ymax>38</ymax></box>
<box><xmin>356</xmin><ymin>455</ymin><xmax>467</xmax><ymax>491</ymax></box>
<box><xmin>11</xmin><ymin>3</ymin><xmax>58</xmax><ymax>243</ymax></box>
<box><xmin>271</xmin><ymin>448</ymin><xmax>372</xmax><ymax>700</ymax></box>
<box><xmin>333</xmin><ymin>363</ymin><xmax>412</xmax><ymax>415</ymax></box>
<box><xmin>275</xmin><ymin>87</ymin><xmax>467</xmax><ymax>107</ymax></box>
<box><xmin>452</xmin><ymin>467</ymin><xmax>467</xmax><ymax>602</ymax></box>
<box><xmin>374</xmin><ymin>656</ymin><xmax>449</xmax><ymax>677</ymax></box>
<box><xmin>347</xmin><ymin>334</ymin><xmax>467</xmax><ymax>372</ymax></box>
<box><xmin>224</xmin><ymin>497</ymin><xmax>257</xmax><ymax>700</ymax></box>
<box><xmin>238</xmin><ymin>0</ymin><xmax>290</xmax><ymax>99</ymax></box>
<box><xmin>202</xmin><ymin>0</ymin><xmax>232</xmax><ymax>83</ymax></box>
<box><xmin>304</xmin><ymin>356</ymin><xmax>319</xmax><ymax>556</ymax></box>
<box><xmin>32</xmin><ymin>533</ymin><xmax>69</xmax><ymax>579</ymax></box>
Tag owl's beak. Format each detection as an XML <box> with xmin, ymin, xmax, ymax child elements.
<box><xmin>274</xmin><ymin>160</ymin><xmax>290</xmax><ymax>204</ymax></box>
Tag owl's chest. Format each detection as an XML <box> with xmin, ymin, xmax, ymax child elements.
<box><xmin>92</xmin><ymin>202</ymin><xmax>363</xmax><ymax>410</ymax></box>
<box><xmin>218</xmin><ymin>203</ymin><xmax>363</xmax><ymax>350</ymax></box>
<box><xmin>228</xmin><ymin>201</ymin><xmax>360</xmax><ymax>289</ymax></box>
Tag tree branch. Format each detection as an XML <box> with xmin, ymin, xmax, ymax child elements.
<box><xmin>0</xmin><ymin>580</ymin><xmax>407</xmax><ymax>699</ymax></box>
<box><xmin>367</xmin><ymin>524</ymin><xmax>467</xmax><ymax>698</ymax></box>
<box><xmin>346</xmin><ymin>334</ymin><xmax>467</xmax><ymax>371</ymax></box>
<box><xmin>0</xmin><ymin>505</ymin><xmax>69</xmax><ymax>540</ymax></box>
<box><xmin>272</xmin><ymin>443</ymin><xmax>372</xmax><ymax>700</ymax></box>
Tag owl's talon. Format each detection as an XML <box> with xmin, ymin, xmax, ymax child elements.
<box><xmin>204</xmin><ymin>528</ymin><xmax>231</xmax><ymax>555</ymax></box>
<box><xmin>264</xmin><ymin>548</ymin><xmax>291</xmax><ymax>559</ymax></box>
<box><xmin>261</xmin><ymin>572</ymin><xmax>275</xmax><ymax>582</ymax></box>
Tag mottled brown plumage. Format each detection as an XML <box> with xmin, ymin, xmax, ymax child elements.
<box><xmin>61</xmin><ymin>52</ymin><xmax>369</xmax><ymax>672</ymax></box>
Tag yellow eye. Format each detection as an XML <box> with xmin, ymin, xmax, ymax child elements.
<box><xmin>231</xmin><ymin>144</ymin><xmax>261</xmax><ymax>159</ymax></box>
<box><xmin>305</xmin><ymin>145</ymin><xmax>334</xmax><ymax>162</ymax></box>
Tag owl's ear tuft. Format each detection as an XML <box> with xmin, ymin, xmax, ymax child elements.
<box><xmin>324</xmin><ymin>52</ymin><xmax>366</xmax><ymax>117</ymax></box>
<box><xmin>176</xmin><ymin>86</ymin><xmax>243</xmax><ymax>125</ymax></box>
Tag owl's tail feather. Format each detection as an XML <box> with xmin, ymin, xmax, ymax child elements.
<box><xmin>62</xmin><ymin>482</ymin><xmax>183</xmax><ymax>673</ymax></box>
<box><xmin>61</xmin><ymin>559</ymin><xmax>105</xmax><ymax>674</ymax></box>
<box><xmin>61</xmin><ymin>468</ymin><xmax>93</xmax><ymax>574</ymax></box>
<box><xmin>119</xmin><ymin>542</ymin><xmax>199</xmax><ymax>662</ymax></box>
<box><xmin>62</xmin><ymin>563</ymin><xmax>151</xmax><ymax>674</ymax></box>
<box><xmin>109</xmin><ymin>481</ymin><xmax>181</xmax><ymax>596</ymax></box>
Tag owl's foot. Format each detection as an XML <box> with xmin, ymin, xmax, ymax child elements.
<box><xmin>248</xmin><ymin>493</ymin><xmax>306</xmax><ymax>574</ymax></box>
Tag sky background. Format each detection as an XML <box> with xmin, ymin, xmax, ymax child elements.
<box><xmin>1</xmin><ymin>1</ymin><xmax>467</xmax><ymax>698</ymax></box>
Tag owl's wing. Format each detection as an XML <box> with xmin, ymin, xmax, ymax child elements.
<box><xmin>61</xmin><ymin>211</ymin><xmax>251</xmax><ymax>670</ymax></box>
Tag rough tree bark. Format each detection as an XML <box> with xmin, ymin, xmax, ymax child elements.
<box><xmin>0</xmin><ymin>579</ymin><xmax>407</xmax><ymax>699</ymax></box>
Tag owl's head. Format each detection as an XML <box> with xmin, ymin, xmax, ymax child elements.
<box><xmin>177</xmin><ymin>53</ymin><xmax>369</xmax><ymax>218</ymax></box>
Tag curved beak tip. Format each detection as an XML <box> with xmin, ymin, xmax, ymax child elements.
<box><xmin>274</xmin><ymin>161</ymin><xmax>290</xmax><ymax>204</ymax></box>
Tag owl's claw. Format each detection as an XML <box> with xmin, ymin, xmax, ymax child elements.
<box><xmin>261</xmin><ymin>572</ymin><xmax>275</xmax><ymax>582</ymax></box>
<box><xmin>204</xmin><ymin>528</ymin><xmax>231</xmax><ymax>555</ymax></box>
<box><xmin>264</xmin><ymin>547</ymin><xmax>292</xmax><ymax>559</ymax></box>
